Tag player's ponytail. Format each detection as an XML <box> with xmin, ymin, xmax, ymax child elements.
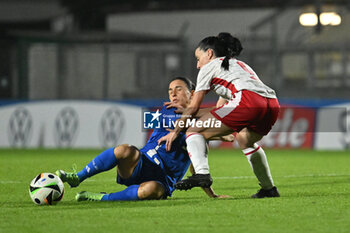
<box><xmin>197</xmin><ymin>32</ymin><xmax>243</xmax><ymax>71</ymax></box>
<box><xmin>217</xmin><ymin>32</ymin><xmax>243</xmax><ymax>71</ymax></box>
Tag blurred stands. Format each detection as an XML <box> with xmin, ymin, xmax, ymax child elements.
<box><xmin>0</xmin><ymin>0</ymin><xmax>350</xmax><ymax>101</ymax></box>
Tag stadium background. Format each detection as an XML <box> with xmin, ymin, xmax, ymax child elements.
<box><xmin>0</xmin><ymin>0</ymin><xmax>349</xmax><ymax>150</ymax></box>
<box><xmin>1</xmin><ymin>1</ymin><xmax>350</xmax><ymax>233</ymax></box>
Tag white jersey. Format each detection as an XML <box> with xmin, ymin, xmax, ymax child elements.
<box><xmin>195</xmin><ymin>57</ymin><xmax>277</xmax><ymax>99</ymax></box>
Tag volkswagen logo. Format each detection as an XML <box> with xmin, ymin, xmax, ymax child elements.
<box><xmin>99</xmin><ymin>107</ymin><xmax>125</xmax><ymax>147</ymax></box>
<box><xmin>54</xmin><ymin>107</ymin><xmax>79</xmax><ymax>147</ymax></box>
<box><xmin>8</xmin><ymin>107</ymin><xmax>33</xmax><ymax>147</ymax></box>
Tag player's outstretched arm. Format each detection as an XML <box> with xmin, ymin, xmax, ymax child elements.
<box><xmin>216</xmin><ymin>96</ymin><xmax>228</xmax><ymax>108</ymax></box>
<box><xmin>189</xmin><ymin>164</ymin><xmax>231</xmax><ymax>199</ymax></box>
<box><xmin>195</xmin><ymin>107</ymin><xmax>215</xmax><ymax>118</ymax></box>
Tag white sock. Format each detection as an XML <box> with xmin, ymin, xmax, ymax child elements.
<box><xmin>186</xmin><ymin>133</ymin><xmax>209</xmax><ymax>174</ymax></box>
<box><xmin>243</xmin><ymin>144</ymin><xmax>274</xmax><ymax>189</ymax></box>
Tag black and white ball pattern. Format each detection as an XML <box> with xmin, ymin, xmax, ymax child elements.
<box><xmin>29</xmin><ymin>173</ymin><xmax>64</xmax><ymax>205</ymax></box>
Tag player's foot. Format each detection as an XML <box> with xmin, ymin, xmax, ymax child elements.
<box><xmin>251</xmin><ymin>186</ymin><xmax>280</xmax><ymax>198</ymax></box>
<box><xmin>175</xmin><ymin>174</ymin><xmax>213</xmax><ymax>190</ymax></box>
<box><xmin>76</xmin><ymin>191</ymin><xmax>105</xmax><ymax>202</ymax></box>
<box><xmin>55</xmin><ymin>170</ymin><xmax>80</xmax><ymax>188</ymax></box>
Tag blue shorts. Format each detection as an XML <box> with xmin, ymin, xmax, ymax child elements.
<box><xmin>116</xmin><ymin>152</ymin><xmax>173</xmax><ymax>197</ymax></box>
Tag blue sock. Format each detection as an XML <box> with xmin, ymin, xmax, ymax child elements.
<box><xmin>101</xmin><ymin>185</ymin><xmax>140</xmax><ymax>201</ymax></box>
<box><xmin>77</xmin><ymin>147</ymin><xmax>118</xmax><ymax>182</ymax></box>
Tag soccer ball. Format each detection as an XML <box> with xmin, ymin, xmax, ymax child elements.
<box><xmin>29</xmin><ymin>173</ymin><xmax>64</xmax><ymax>205</ymax></box>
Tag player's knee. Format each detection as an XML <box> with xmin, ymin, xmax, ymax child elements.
<box><xmin>236</xmin><ymin>131</ymin><xmax>253</xmax><ymax>149</ymax></box>
<box><xmin>200</xmin><ymin>132</ymin><xmax>212</xmax><ymax>140</ymax></box>
<box><xmin>114</xmin><ymin>144</ymin><xmax>134</xmax><ymax>160</ymax></box>
<box><xmin>235</xmin><ymin>134</ymin><xmax>248</xmax><ymax>149</ymax></box>
<box><xmin>186</xmin><ymin>127</ymin><xmax>202</xmax><ymax>136</ymax></box>
<box><xmin>237</xmin><ymin>128</ymin><xmax>263</xmax><ymax>150</ymax></box>
<box><xmin>186</xmin><ymin>130</ymin><xmax>210</xmax><ymax>140</ymax></box>
<box><xmin>137</xmin><ymin>181</ymin><xmax>165</xmax><ymax>200</ymax></box>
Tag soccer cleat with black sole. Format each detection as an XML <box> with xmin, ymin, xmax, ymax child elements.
<box><xmin>251</xmin><ymin>186</ymin><xmax>280</xmax><ymax>198</ymax></box>
<box><xmin>175</xmin><ymin>174</ymin><xmax>213</xmax><ymax>190</ymax></box>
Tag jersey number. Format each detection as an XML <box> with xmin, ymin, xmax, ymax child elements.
<box><xmin>236</xmin><ymin>61</ymin><xmax>260</xmax><ymax>81</ymax></box>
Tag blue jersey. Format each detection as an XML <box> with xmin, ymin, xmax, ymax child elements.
<box><xmin>139</xmin><ymin>106</ymin><xmax>191</xmax><ymax>190</ymax></box>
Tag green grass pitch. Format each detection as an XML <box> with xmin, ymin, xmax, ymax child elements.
<box><xmin>1</xmin><ymin>148</ymin><xmax>350</xmax><ymax>233</ymax></box>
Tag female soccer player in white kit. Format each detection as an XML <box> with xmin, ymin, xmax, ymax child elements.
<box><xmin>158</xmin><ymin>32</ymin><xmax>280</xmax><ymax>198</ymax></box>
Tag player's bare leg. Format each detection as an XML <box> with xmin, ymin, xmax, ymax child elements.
<box><xmin>114</xmin><ymin>144</ymin><xmax>141</xmax><ymax>179</ymax></box>
<box><xmin>115</xmin><ymin>146</ymin><xmax>166</xmax><ymax>200</ymax></box>
<box><xmin>137</xmin><ymin>181</ymin><xmax>165</xmax><ymax>200</ymax></box>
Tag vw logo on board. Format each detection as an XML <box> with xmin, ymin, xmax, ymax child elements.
<box><xmin>99</xmin><ymin>107</ymin><xmax>125</xmax><ymax>147</ymax></box>
<box><xmin>54</xmin><ymin>107</ymin><xmax>79</xmax><ymax>147</ymax></box>
<box><xmin>8</xmin><ymin>107</ymin><xmax>33</xmax><ymax>147</ymax></box>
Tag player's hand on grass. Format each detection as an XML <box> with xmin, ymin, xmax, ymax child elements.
<box><xmin>202</xmin><ymin>186</ymin><xmax>232</xmax><ymax>199</ymax></box>
<box><xmin>164</xmin><ymin>102</ymin><xmax>185</xmax><ymax>113</ymax></box>
<box><xmin>157</xmin><ymin>131</ymin><xmax>179</xmax><ymax>151</ymax></box>
<box><xmin>214</xmin><ymin>194</ymin><xmax>232</xmax><ymax>199</ymax></box>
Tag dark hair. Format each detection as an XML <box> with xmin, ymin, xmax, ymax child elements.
<box><xmin>170</xmin><ymin>77</ymin><xmax>195</xmax><ymax>92</ymax></box>
<box><xmin>197</xmin><ymin>32</ymin><xmax>243</xmax><ymax>70</ymax></box>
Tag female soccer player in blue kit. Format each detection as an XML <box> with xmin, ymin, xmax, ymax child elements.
<box><xmin>56</xmin><ymin>77</ymin><xmax>232</xmax><ymax>201</ymax></box>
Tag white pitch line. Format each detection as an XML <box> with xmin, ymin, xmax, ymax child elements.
<box><xmin>213</xmin><ymin>173</ymin><xmax>350</xmax><ymax>179</ymax></box>
<box><xmin>1</xmin><ymin>173</ymin><xmax>349</xmax><ymax>184</ymax></box>
<box><xmin>0</xmin><ymin>180</ymin><xmax>98</xmax><ymax>184</ymax></box>
<box><xmin>0</xmin><ymin>181</ymin><xmax>22</xmax><ymax>184</ymax></box>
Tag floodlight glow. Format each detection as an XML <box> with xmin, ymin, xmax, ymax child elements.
<box><xmin>299</xmin><ymin>13</ymin><xmax>318</xmax><ymax>26</ymax></box>
<box><xmin>320</xmin><ymin>12</ymin><xmax>341</xmax><ymax>26</ymax></box>
<box><xmin>299</xmin><ymin>12</ymin><xmax>341</xmax><ymax>27</ymax></box>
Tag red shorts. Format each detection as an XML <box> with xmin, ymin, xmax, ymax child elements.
<box><xmin>210</xmin><ymin>90</ymin><xmax>280</xmax><ymax>135</ymax></box>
